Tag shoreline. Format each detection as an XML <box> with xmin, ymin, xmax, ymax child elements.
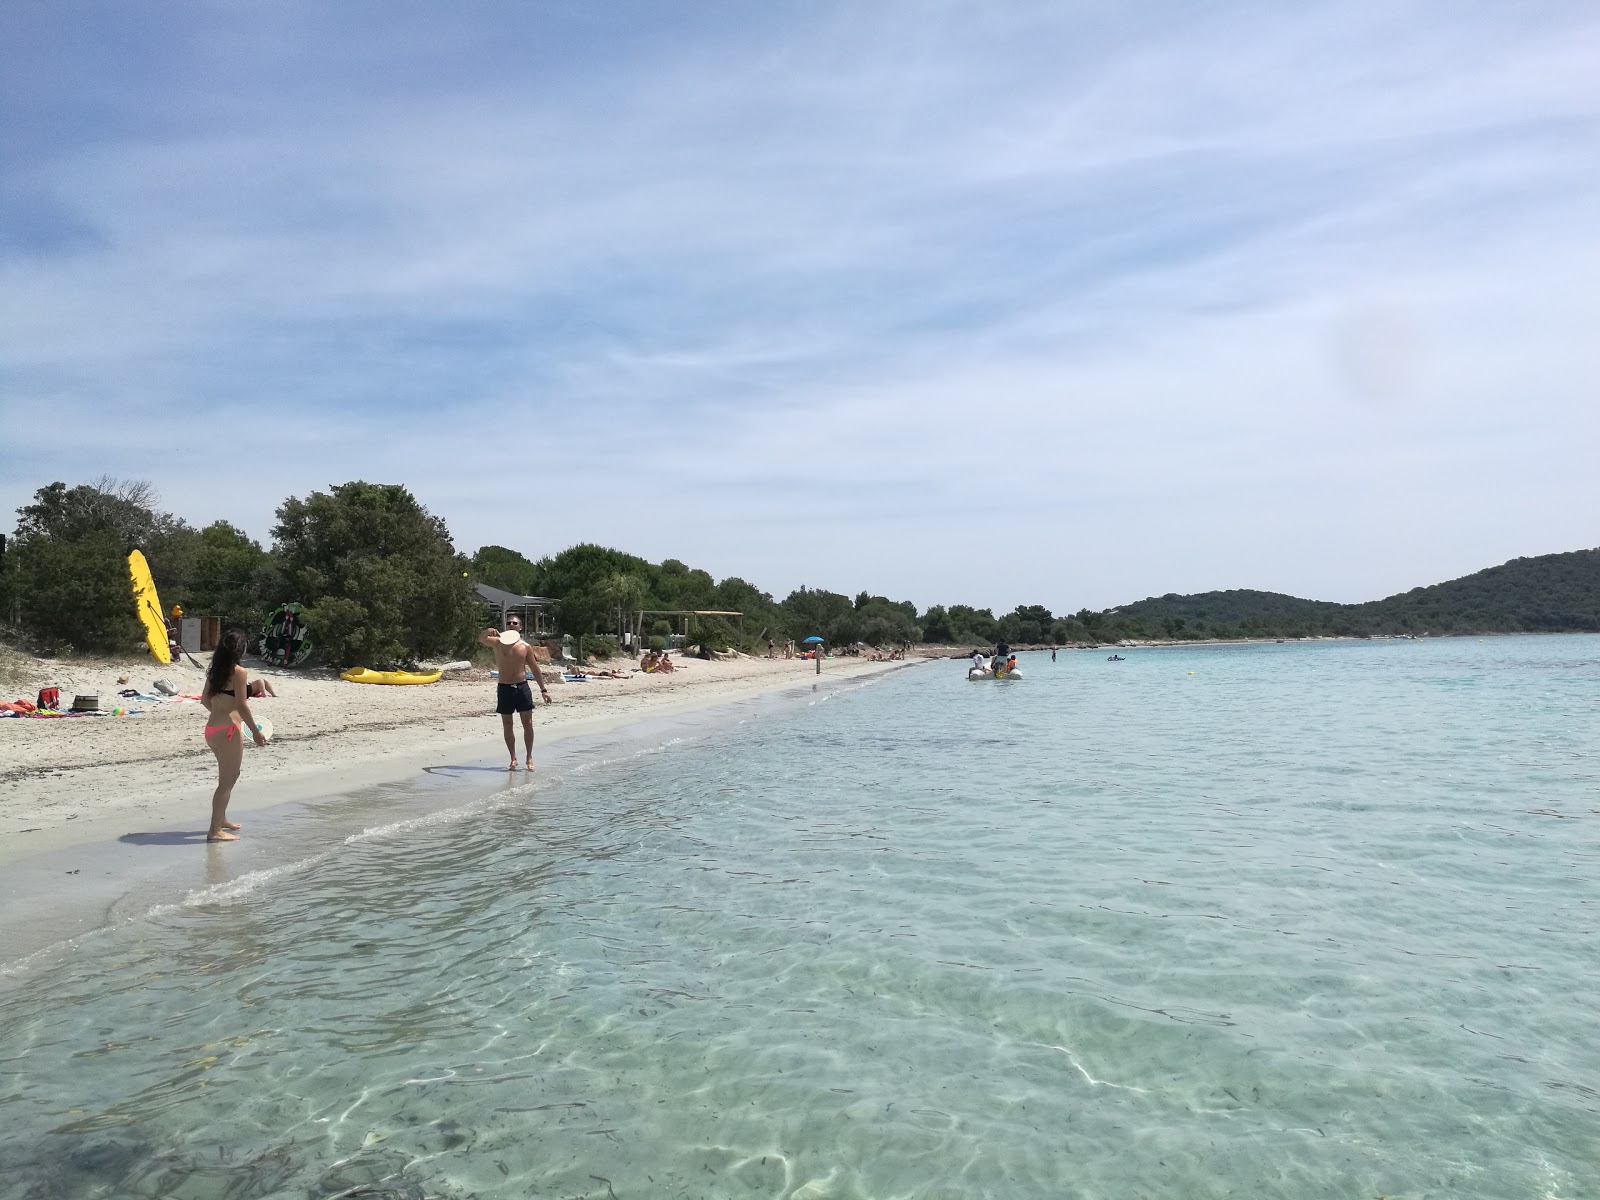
<box><xmin>0</xmin><ymin>655</ymin><xmax>927</xmax><ymax>965</ymax></box>
<box><xmin>0</xmin><ymin>653</ymin><xmax>924</xmax><ymax>864</ymax></box>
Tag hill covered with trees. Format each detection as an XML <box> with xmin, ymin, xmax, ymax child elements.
<box><xmin>1104</xmin><ymin>549</ymin><xmax>1600</xmax><ymax>641</ymax></box>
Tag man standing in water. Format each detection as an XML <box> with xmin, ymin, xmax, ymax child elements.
<box><xmin>480</xmin><ymin>615</ymin><xmax>551</xmax><ymax>770</ymax></box>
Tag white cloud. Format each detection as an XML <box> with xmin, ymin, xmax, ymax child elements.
<box><xmin>4</xmin><ymin>1</ymin><xmax>1597</xmax><ymax>613</ymax></box>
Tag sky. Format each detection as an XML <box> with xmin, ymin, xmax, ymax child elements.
<box><xmin>3</xmin><ymin>1</ymin><xmax>1597</xmax><ymax>613</ymax></box>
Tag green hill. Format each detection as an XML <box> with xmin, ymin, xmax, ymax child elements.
<box><xmin>1357</xmin><ymin>548</ymin><xmax>1600</xmax><ymax>633</ymax></box>
<box><xmin>1104</xmin><ymin>548</ymin><xmax>1600</xmax><ymax>640</ymax></box>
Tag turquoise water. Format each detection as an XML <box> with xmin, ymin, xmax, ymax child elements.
<box><xmin>2</xmin><ymin>636</ymin><xmax>1598</xmax><ymax>1199</ymax></box>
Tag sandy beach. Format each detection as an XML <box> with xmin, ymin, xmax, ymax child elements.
<box><xmin>0</xmin><ymin>650</ymin><xmax>927</xmax><ymax>863</ymax></box>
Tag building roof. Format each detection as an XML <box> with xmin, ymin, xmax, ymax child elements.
<box><xmin>474</xmin><ymin>582</ymin><xmax>556</xmax><ymax>608</ymax></box>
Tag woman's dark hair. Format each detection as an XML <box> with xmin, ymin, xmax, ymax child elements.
<box><xmin>204</xmin><ymin>629</ymin><xmax>248</xmax><ymax>700</ymax></box>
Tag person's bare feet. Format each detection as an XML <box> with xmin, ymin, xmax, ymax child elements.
<box><xmin>507</xmin><ymin>760</ymin><xmax>520</xmax><ymax>771</ymax></box>
<box><xmin>221</xmin><ymin>820</ymin><xmax>241</xmax><ymax>831</ymax></box>
<box><xmin>206</xmin><ymin>830</ymin><xmax>239</xmax><ymax>842</ymax></box>
<box><xmin>524</xmin><ymin>757</ymin><xmax>535</xmax><ymax>771</ymax></box>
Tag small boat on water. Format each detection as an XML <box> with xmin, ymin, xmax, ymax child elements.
<box><xmin>967</xmin><ymin>666</ymin><xmax>1023</xmax><ymax>681</ymax></box>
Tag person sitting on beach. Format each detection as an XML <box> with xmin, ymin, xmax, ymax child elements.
<box><xmin>656</xmin><ymin>652</ymin><xmax>676</xmax><ymax>673</ymax></box>
<box><xmin>200</xmin><ymin>629</ymin><xmax>268</xmax><ymax>842</ymax></box>
<box><xmin>479</xmin><ymin>615</ymin><xmax>552</xmax><ymax>771</ymax></box>
<box><xmin>640</xmin><ymin>649</ymin><xmax>660</xmax><ymax>672</ymax></box>
<box><xmin>246</xmin><ymin>678</ymin><xmax>276</xmax><ymax>699</ymax></box>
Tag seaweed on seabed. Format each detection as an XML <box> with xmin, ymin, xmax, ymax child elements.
<box><xmin>316</xmin><ymin>1147</ymin><xmax>429</xmax><ymax>1199</ymax></box>
<box><xmin>16</xmin><ymin>1137</ymin><xmax>147</xmax><ymax>1199</ymax></box>
<box><xmin>15</xmin><ymin>1135</ymin><xmax>307</xmax><ymax>1200</ymax></box>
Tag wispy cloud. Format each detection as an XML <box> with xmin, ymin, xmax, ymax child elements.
<box><xmin>4</xmin><ymin>1</ymin><xmax>1597</xmax><ymax>610</ymax></box>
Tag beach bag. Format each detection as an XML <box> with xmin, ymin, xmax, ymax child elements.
<box><xmin>37</xmin><ymin>687</ymin><xmax>60</xmax><ymax>711</ymax></box>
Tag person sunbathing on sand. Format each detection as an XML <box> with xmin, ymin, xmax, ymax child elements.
<box><xmin>655</xmin><ymin>652</ymin><xmax>676</xmax><ymax>673</ymax></box>
<box><xmin>640</xmin><ymin>649</ymin><xmax>660</xmax><ymax>672</ymax></box>
<box><xmin>480</xmin><ymin>616</ymin><xmax>552</xmax><ymax>770</ymax></box>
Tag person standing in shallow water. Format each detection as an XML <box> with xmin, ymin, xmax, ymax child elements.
<box><xmin>481</xmin><ymin>616</ymin><xmax>551</xmax><ymax>770</ymax></box>
<box><xmin>200</xmin><ymin>629</ymin><xmax>267</xmax><ymax>842</ymax></box>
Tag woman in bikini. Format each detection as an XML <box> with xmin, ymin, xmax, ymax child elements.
<box><xmin>201</xmin><ymin>630</ymin><xmax>267</xmax><ymax>842</ymax></box>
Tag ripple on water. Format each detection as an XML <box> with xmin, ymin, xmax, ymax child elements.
<box><xmin>2</xmin><ymin>637</ymin><xmax>1598</xmax><ymax>1198</ymax></box>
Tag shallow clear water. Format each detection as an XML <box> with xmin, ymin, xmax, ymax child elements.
<box><xmin>3</xmin><ymin>636</ymin><xmax>1598</xmax><ymax>1199</ymax></box>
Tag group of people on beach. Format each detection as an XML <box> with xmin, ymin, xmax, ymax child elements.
<box><xmin>639</xmin><ymin>648</ymin><xmax>676</xmax><ymax>673</ymax></box>
<box><xmin>196</xmin><ymin>615</ymin><xmax>560</xmax><ymax>842</ymax></box>
<box><xmin>198</xmin><ymin>613</ymin><xmax>878</xmax><ymax>841</ymax></box>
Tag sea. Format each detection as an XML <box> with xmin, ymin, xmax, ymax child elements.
<box><xmin>1</xmin><ymin>635</ymin><xmax>1597</xmax><ymax>1199</ymax></box>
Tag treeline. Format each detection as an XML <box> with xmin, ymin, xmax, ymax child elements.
<box><xmin>0</xmin><ymin>478</ymin><xmax>939</xmax><ymax>667</ymax></box>
<box><xmin>472</xmin><ymin>543</ymin><xmax>925</xmax><ymax>653</ymax></box>
<box><xmin>4</xmin><ymin>478</ymin><xmax>1595</xmax><ymax>668</ymax></box>
<box><xmin>0</xmin><ymin>479</ymin><xmax>480</xmax><ymax>668</ymax></box>
<box><xmin>470</xmin><ymin>549</ymin><xmax>1123</xmax><ymax>648</ymax></box>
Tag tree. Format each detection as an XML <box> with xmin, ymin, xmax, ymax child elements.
<box><xmin>523</xmin><ymin>544</ymin><xmax>653</xmax><ymax>639</ymax></box>
<box><xmin>472</xmin><ymin>545</ymin><xmax>541</xmax><ymax>595</ymax></box>
<box><xmin>1049</xmin><ymin>616</ymin><xmax>1088</xmax><ymax>643</ymax></box>
<box><xmin>920</xmin><ymin>605</ymin><xmax>954</xmax><ymax>643</ymax></box>
<box><xmin>15</xmin><ymin>477</ymin><xmax>171</xmax><ymax>547</ymax></box>
<box><xmin>945</xmin><ymin>605</ymin><xmax>999</xmax><ymax>643</ymax></box>
<box><xmin>649</xmin><ymin>559</ymin><xmax>720</xmax><ymax>623</ymax></box>
<box><xmin>14</xmin><ymin>529</ymin><xmax>141</xmax><ymax>653</ymax></box>
<box><xmin>7</xmin><ymin>479</ymin><xmax>171</xmax><ymax>652</ymax></box>
<box><xmin>272</xmin><ymin>482</ymin><xmax>478</xmax><ymax>667</ymax></box>
<box><xmin>845</xmin><ymin>593</ymin><xmax>921</xmax><ymax>645</ymax></box>
<box><xmin>1008</xmin><ymin>604</ymin><xmax>1053</xmax><ymax>644</ymax></box>
<box><xmin>186</xmin><ymin>522</ymin><xmax>273</xmax><ymax>629</ymax></box>
<box><xmin>598</xmin><ymin>571</ymin><xmax>649</xmax><ymax>639</ymax></box>
<box><xmin>779</xmin><ymin>586</ymin><xmax>853</xmax><ymax>641</ymax></box>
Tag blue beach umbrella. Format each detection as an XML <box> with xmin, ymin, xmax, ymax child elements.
<box><xmin>801</xmin><ymin>636</ymin><xmax>823</xmax><ymax>643</ymax></box>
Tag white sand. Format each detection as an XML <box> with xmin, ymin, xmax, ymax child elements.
<box><xmin>0</xmin><ymin>651</ymin><xmax>926</xmax><ymax>862</ymax></box>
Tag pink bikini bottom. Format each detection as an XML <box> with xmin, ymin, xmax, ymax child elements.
<box><xmin>204</xmin><ymin>724</ymin><xmax>238</xmax><ymax>741</ymax></box>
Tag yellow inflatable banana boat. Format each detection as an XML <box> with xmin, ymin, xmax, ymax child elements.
<box><xmin>340</xmin><ymin>668</ymin><xmax>443</xmax><ymax>686</ymax></box>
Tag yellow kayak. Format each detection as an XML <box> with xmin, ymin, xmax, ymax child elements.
<box><xmin>127</xmin><ymin>550</ymin><xmax>171</xmax><ymax>665</ymax></box>
<box><xmin>340</xmin><ymin>668</ymin><xmax>442</xmax><ymax>686</ymax></box>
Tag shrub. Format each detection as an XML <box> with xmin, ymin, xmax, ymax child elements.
<box><xmin>16</xmin><ymin>529</ymin><xmax>142</xmax><ymax>653</ymax></box>
<box><xmin>272</xmin><ymin>482</ymin><xmax>479</xmax><ymax>668</ymax></box>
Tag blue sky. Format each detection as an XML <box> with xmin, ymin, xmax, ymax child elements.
<box><xmin>4</xmin><ymin>1</ymin><xmax>1597</xmax><ymax>612</ymax></box>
